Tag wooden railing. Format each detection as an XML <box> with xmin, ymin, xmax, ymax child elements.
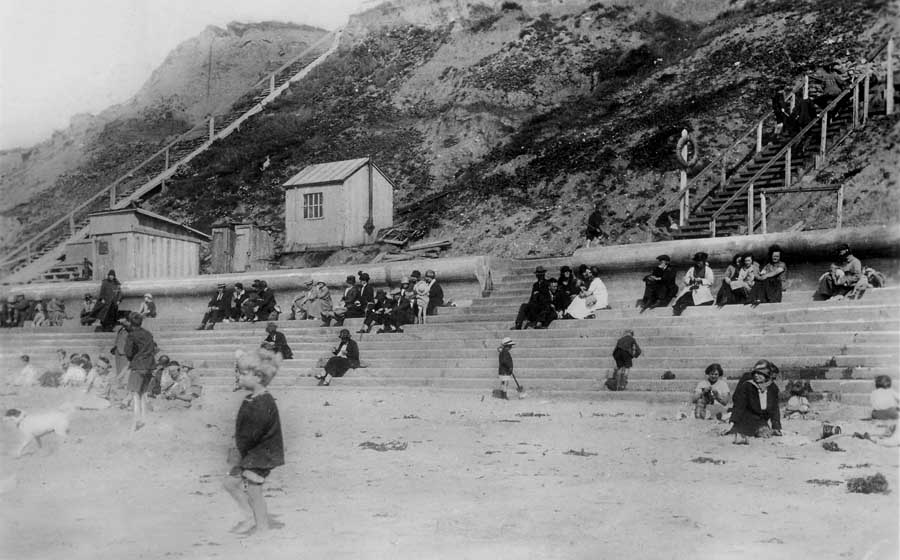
<box><xmin>709</xmin><ymin>37</ymin><xmax>894</xmax><ymax>237</ymax></box>
<box><xmin>0</xmin><ymin>31</ymin><xmax>338</xmax><ymax>278</ymax></box>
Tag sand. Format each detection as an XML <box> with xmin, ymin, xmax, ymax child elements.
<box><xmin>1</xmin><ymin>385</ymin><xmax>897</xmax><ymax>560</ymax></box>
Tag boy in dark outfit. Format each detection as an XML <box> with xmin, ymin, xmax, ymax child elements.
<box><xmin>224</xmin><ymin>348</ymin><xmax>285</xmax><ymax>535</ymax></box>
<box><xmin>607</xmin><ymin>329</ymin><xmax>641</xmax><ymax>391</ymax></box>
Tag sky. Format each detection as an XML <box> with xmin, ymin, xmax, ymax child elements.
<box><xmin>0</xmin><ymin>0</ymin><xmax>370</xmax><ymax>150</ymax></box>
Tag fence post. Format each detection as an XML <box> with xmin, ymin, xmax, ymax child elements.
<box><xmin>887</xmin><ymin>38</ymin><xmax>894</xmax><ymax>115</ymax></box>
<box><xmin>863</xmin><ymin>74</ymin><xmax>870</xmax><ymax>125</ymax></box>
<box><xmin>756</xmin><ymin>121</ymin><xmax>763</xmax><ymax>153</ymax></box>
<box><xmin>816</xmin><ymin>111</ymin><xmax>828</xmax><ymax>169</ymax></box>
<box><xmin>109</xmin><ymin>185</ymin><xmax>116</xmax><ymax>207</ymax></box>
<box><xmin>836</xmin><ymin>184</ymin><xmax>844</xmax><ymax>229</ymax></box>
<box><xmin>69</xmin><ymin>214</ymin><xmax>76</xmax><ymax>235</ymax></box>
<box><xmin>803</xmin><ymin>75</ymin><xmax>809</xmax><ymax>99</ymax></box>
<box><xmin>852</xmin><ymin>82</ymin><xmax>860</xmax><ymax>129</ymax></box>
<box><xmin>209</xmin><ymin>116</ymin><xmax>215</xmax><ymax>142</ymax></box>
<box><xmin>747</xmin><ymin>183</ymin><xmax>754</xmax><ymax>234</ymax></box>
<box><xmin>710</xmin><ymin>218</ymin><xmax>716</xmax><ymax>238</ymax></box>
<box><xmin>760</xmin><ymin>192</ymin><xmax>767</xmax><ymax>234</ymax></box>
<box><xmin>270</xmin><ymin>73</ymin><xmax>276</xmax><ymax>95</ymax></box>
<box><xmin>165</xmin><ymin>147</ymin><xmax>170</xmax><ymax>170</ymax></box>
<box><xmin>784</xmin><ymin>146</ymin><xmax>792</xmax><ymax>188</ymax></box>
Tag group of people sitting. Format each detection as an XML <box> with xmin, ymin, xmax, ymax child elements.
<box><xmin>197</xmin><ymin>279</ymin><xmax>278</xmax><ymax>330</ymax></box>
<box><xmin>512</xmin><ymin>242</ymin><xmax>886</xmax><ymax>328</ymax></box>
<box><xmin>0</xmin><ymin>295</ymin><xmax>69</xmax><ymax>328</ymax></box>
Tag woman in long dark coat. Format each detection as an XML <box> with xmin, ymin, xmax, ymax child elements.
<box><xmin>93</xmin><ymin>270</ymin><xmax>122</xmax><ymax>331</ymax></box>
<box><xmin>318</xmin><ymin>329</ymin><xmax>359</xmax><ymax>386</ymax></box>
<box><xmin>729</xmin><ymin>359</ymin><xmax>782</xmax><ymax>444</ymax></box>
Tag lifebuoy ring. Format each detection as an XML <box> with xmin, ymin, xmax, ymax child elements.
<box><xmin>675</xmin><ymin>133</ymin><xmax>699</xmax><ymax>168</ymax></box>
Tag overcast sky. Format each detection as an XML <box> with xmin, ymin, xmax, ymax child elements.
<box><xmin>0</xmin><ymin>0</ymin><xmax>369</xmax><ymax>150</ymax></box>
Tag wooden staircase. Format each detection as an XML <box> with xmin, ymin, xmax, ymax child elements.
<box><xmin>0</xmin><ymin>31</ymin><xmax>341</xmax><ymax>285</ymax></box>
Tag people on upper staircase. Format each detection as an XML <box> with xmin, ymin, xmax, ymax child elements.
<box><xmin>640</xmin><ymin>254</ymin><xmax>678</xmax><ymax>311</ymax></box>
<box><xmin>672</xmin><ymin>252</ymin><xmax>715</xmax><ymax>316</ymax></box>
<box><xmin>814</xmin><ymin>243</ymin><xmax>862</xmax><ymax>300</ymax></box>
<box><xmin>811</xmin><ymin>64</ymin><xmax>846</xmax><ymax>110</ymax></box>
<box><xmin>751</xmin><ymin>245</ymin><xmax>787</xmax><ymax>305</ymax></box>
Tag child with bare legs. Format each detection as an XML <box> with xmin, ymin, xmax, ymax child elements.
<box><xmin>224</xmin><ymin>348</ymin><xmax>285</xmax><ymax>536</ymax></box>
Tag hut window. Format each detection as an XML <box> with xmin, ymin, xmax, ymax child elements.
<box><xmin>303</xmin><ymin>192</ymin><xmax>323</xmax><ymax>219</ymax></box>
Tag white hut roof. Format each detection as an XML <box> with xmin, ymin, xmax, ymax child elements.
<box><xmin>284</xmin><ymin>157</ymin><xmax>393</xmax><ymax>188</ymax></box>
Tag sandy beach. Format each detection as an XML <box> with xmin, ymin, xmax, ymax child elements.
<box><xmin>1</xmin><ymin>385</ymin><xmax>897</xmax><ymax>560</ymax></box>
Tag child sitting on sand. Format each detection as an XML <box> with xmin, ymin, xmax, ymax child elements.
<box><xmin>691</xmin><ymin>363</ymin><xmax>730</xmax><ymax>419</ymax></box>
<box><xmin>12</xmin><ymin>355</ymin><xmax>41</xmax><ymax>386</ymax></box>
<box><xmin>224</xmin><ymin>348</ymin><xmax>285</xmax><ymax>535</ymax></box>
<box><xmin>870</xmin><ymin>375</ymin><xmax>899</xmax><ymax>420</ymax></box>
<box><xmin>784</xmin><ymin>380</ymin><xmax>812</xmax><ymax>418</ymax></box>
<box><xmin>161</xmin><ymin>362</ymin><xmax>202</xmax><ymax>405</ymax></box>
<box><xmin>80</xmin><ymin>357</ymin><xmax>114</xmax><ymax>409</ymax></box>
<box><xmin>60</xmin><ymin>353</ymin><xmax>89</xmax><ymax>386</ymax></box>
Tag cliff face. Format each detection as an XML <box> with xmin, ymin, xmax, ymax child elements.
<box><xmin>4</xmin><ymin>0</ymin><xmax>897</xmax><ymax>261</ymax></box>
<box><xmin>147</xmin><ymin>0</ymin><xmax>898</xmax><ymax>258</ymax></box>
<box><xmin>0</xmin><ymin>21</ymin><xmax>327</xmax><ymax>249</ymax></box>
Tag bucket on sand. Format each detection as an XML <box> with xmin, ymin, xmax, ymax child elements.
<box><xmin>822</xmin><ymin>422</ymin><xmax>842</xmax><ymax>438</ymax></box>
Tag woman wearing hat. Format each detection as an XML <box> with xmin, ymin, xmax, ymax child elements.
<box><xmin>728</xmin><ymin>359</ymin><xmax>782</xmax><ymax>444</ymax></box>
<box><xmin>497</xmin><ymin>337</ymin><xmax>516</xmax><ymax>400</ymax></box>
<box><xmin>319</xmin><ymin>329</ymin><xmax>359</xmax><ymax>386</ymax></box>
<box><xmin>565</xmin><ymin>266</ymin><xmax>608</xmax><ymax>319</ymax></box>
<box><xmin>93</xmin><ymin>270</ymin><xmax>122</xmax><ymax>331</ymax></box>
<box><xmin>263</xmin><ymin>322</ymin><xmax>293</xmax><ymax>360</ymax></box>
<box><xmin>672</xmin><ymin>252</ymin><xmax>715</xmax><ymax>316</ymax></box>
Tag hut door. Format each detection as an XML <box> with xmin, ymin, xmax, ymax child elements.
<box><xmin>94</xmin><ymin>238</ymin><xmax>113</xmax><ymax>278</ymax></box>
<box><xmin>233</xmin><ymin>227</ymin><xmax>251</xmax><ymax>271</ymax></box>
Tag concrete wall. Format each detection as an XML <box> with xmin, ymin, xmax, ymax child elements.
<box><xmin>573</xmin><ymin>225</ymin><xmax>900</xmax><ymax>271</ymax></box>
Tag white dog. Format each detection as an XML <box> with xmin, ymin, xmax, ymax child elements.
<box><xmin>4</xmin><ymin>407</ymin><xmax>71</xmax><ymax>457</ymax></box>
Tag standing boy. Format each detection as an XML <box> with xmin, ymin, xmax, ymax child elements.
<box><xmin>607</xmin><ymin>329</ymin><xmax>641</xmax><ymax>391</ymax></box>
<box><xmin>125</xmin><ymin>312</ymin><xmax>156</xmax><ymax>431</ymax></box>
<box><xmin>224</xmin><ymin>348</ymin><xmax>285</xmax><ymax>535</ymax></box>
<box><xmin>497</xmin><ymin>337</ymin><xmax>516</xmax><ymax>400</ymax></box>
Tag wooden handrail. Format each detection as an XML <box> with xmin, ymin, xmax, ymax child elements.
<box><xmin>709</xmin><ymin>36</ymin><xmax>892</xmax><ymax>228</ymax></box>
<box><xmin>1</xmin><ymin>32</ymin><xmax>338</xmax><ymax>267</ymax></box>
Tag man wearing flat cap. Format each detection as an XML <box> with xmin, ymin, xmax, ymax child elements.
<box><xmin>640</xmin><ymin>254</ymin><xmax>678</xmax><ymax>311</ymax></box>
<box><xmin>512</xmin><ymin>265</ymin><xmax>552</xmax><ymax>330</ymax></box>
<box><xmin>672</xmin><ymin>252</ymin><xmax>715</xmax><ymax>316</ymax></box>
<box><xmin>197</xmin><ymin>282</ymin><xmax>231</xmax><ymax>330</ymax></box>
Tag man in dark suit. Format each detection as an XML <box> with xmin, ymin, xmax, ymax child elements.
<box><xmin>198</xmin><ymin>283</ymin><xmax>231</xmax><ymax>330</ymax></box>
<box><xmin>341</xmin><ymin>275</ymin><xmax>364</xmax><ymax>319</ymax></box>
<box><xmin>425</xmin><ymin>269</ymin><xmax>444</xmax><ymax>315</ymax></box>
<box><xmin>641</xmin><ymin>254</ymin><xmax>678</xmax><ymax>311</ymax></box>
<box><xmin>229</xmin><ymin>282</ymin><xmax>248</xmax><ymax>321</ymax></box>
<box><xmin>512</xmin><ymin>266</ymin><xmax>549</xmax><ymax>329</ymax></box>
<box><xmin>254</xmin><ymin>280</ymin><xmax>277</xmax><ymax>321</ymax></box>
<box><xmin>358</xmin><ymin>272</ymin><xmax>375</xmax><ymax>314</ymax></box>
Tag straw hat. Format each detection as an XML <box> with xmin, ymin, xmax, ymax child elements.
<box><xmin>500</xmin><ymin>337</ymin><xmax>516</xmax><ymax>347</ymax></box>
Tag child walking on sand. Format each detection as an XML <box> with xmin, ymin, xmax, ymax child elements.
<box><xmin>224</xmin><ymin>348</ymin><xmax>285</xmax><ymax>535</ymax></box>
<box><xmin>607</xmin><ymin>329</ymin><xmax>641</xmax><ymax>391</ymax></box>
<box><xmin>497</xmin><ymin>337</ymin><xmax>515</xmax><ymax>400</ymax></box>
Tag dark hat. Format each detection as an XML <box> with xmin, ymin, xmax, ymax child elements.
<box><xmin>359</xmin><ymin>272</ymin><xmax>370</xmax><ymax>282</ymax></box>
<box><xmin>107</xmin><ymin>270</ymin><xmax>116</xmax><ymax>276</ymax></box>
<box><xmin>410</xmin><ymin>270</ymin><xmax>422</xmax><ymax>278</ymax></box>
<box><xmin>692</xmin><ymin>252</ymin><xmax>708</xmax><ymax>262</ymax></box>
<box><xmin>258</xmin><ymin>280</ymin><xmax>268</xmax><ymax>288</ymax></box>
<box><xmin>661</xmin><ymin>371</ymin><xmax>676</xmax><ymax>380</ymax></box>
<box><xmin>656</xmin><ymin>254</ymin><xmax>671</xmax><ymax>262</ymax></box>
<box><xmin>266</xmin><ymin>321</ymin><xmax>278</xmax><ymax>330</ymax></box>
<box><xmin>752</xmin><ymin>359</ymin><xmax>779</xmax><ymax>377</ymax></box>
<box><xmin>157</xmin><ymin>355</ymin><xmax>170</xmax><ymax>364</ymax></box>
<box><xmin>234</xmin><ymin>282</ymin><xmax>244</xmax><ymax>290</ymax></box>
<box><xmin>346</xmin><ymin>275</ymin><xmax>356</xmax><ymax>283</ymax></box>
<box><xmin>535</xmin><ymin>266</ymin><xmax>547</xmax><ymax>274</ymax></box>
<box><xmin>837</xmin><ymin>243</ymin><xmax>851</xmax><ymax>254</ymax></box>
<box><xmin>316</xmin><ymin>280</ymin><xmax>326</xmax><ymax>287</ymax></box>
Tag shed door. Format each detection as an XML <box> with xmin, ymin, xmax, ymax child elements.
<box><xmin>233</xmin><ymin>228</ymin><xmax>251</xmax><ymax>272</ymax></box>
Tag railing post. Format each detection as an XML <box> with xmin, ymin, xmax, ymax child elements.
<box><xmin>755</xmin><ymin>121</ymin><xmax>763</xmax><ymax>153</ymax></box>
<box><xmin>270</xmin><ymin>73</ymin><xmax>276</xmax><ymax>95</ymax></box>
<box><xmin>720</xmin><ymin>155</ymin><xmax>727</xmax><ymax>188</ymax></box>
<box><xmin>209</xmin><ymin>116</ymin><xmax>215</xmax><ymax>142</ymax></box>
<box><xmin>164</xmin><ymin>147</ymin><xmax>170</xmax><ymax>170</ymax></box>
<box><xmin>760</xmin><ymin>192</ymin><xmax>767</xmax><ymax>234</ymax></box>
<box><xmin>886</xmin><ymin>38</ymin><xmax>895</xmax><ymax>115</ymax></box>
<box><xmin>784</xmin><ymin>146</ymin><xmax>792</xmax><ymax>188</ymax></box>
<box><xmin>816</xmin><ymin>111</ymin><xmax>828</xmax><ymax>169</ymax></box>
<box><xmin>863</xmin><ymin>74</ymin><xmax>870</xmax><ymax>125</ymax></box>
<box><xmin>747</xmin><ymin>183</ymin><xmax>754</xmax><ymax>234</ymax></box>
<box><xmin>679</xmin><ymin>169</ymin><xmax>688</xmax><ymax>226</ymax></box>
<box><xmin>710</xmin><ymin>218</ymin><xmax>716</xmax><ymax>238</ymax></box>
<box><xmin>803</xmin><ymin>75</ymin><xmax>809</xmax><ymax>99</ymax></box>
<box><xmin>836</xmin><ymin>184</ymin><xmax>844</xmax><ymax>229</ymax></box>
<box><xmin>852</xmin><ymin>82</ymin><xmax>860</xmax><ymax>129</ymax></box>
<box><xmin>109</xmin><ymin>184</ymin><xmax>116</xmax><ymax>207</ymax></box>
<box><xmin>69</xmin><ymin>214</ymin><xmax>76</xmax><ymax>235</ymax></box>
<box><xmin>26</xmin><ymin>243</ymin><xmax>31</xmax><ymax>262</ymax></box>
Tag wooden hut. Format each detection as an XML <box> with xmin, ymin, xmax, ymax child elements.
<box><xmin>66</xmin><ymin>208</ymin><xmax>210</xmax><ymax>281</ymax></box>
<box><xmin>283</xmin><ymin>157</ymin><xmax>394</xmax><ymax>251</ymax></box>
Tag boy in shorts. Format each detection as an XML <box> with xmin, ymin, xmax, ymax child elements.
<box><xmin>224</xmin><ymin>348</ymin><xmax>285</xmax><ymax>535</ymax></box>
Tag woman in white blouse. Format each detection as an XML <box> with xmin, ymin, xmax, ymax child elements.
<box><xmin>672</xmin><ymin>252</ymin><xmax>715</xmax><ymax>316</ymax></box>
<box><xmin>565</xmin><ymin>266</ymin><xmax>609</xmax><ymax>319</ymax></box>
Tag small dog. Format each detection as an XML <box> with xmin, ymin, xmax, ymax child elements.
<box><xmin>4</xmin><ymin>407</ymin><xmax>71</xmax><ymax>457</ymax></box>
